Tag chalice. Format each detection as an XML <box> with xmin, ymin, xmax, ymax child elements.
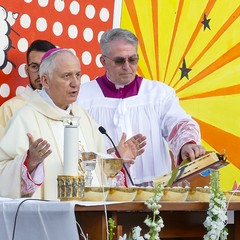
<box><xmin>100</xmin><ymin>158</ymin><xmax>123</xmax><ymax>187</ymax></box>
<box><xmin>79</xmin><ymin>152</ymin><xmax>97</xmax><ymax>187</ymax></box>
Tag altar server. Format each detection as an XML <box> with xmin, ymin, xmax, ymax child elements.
<box><xmin>77</xmin><ymin>28</ymin><xmax>206</xmax><ymax>186</ymax></box>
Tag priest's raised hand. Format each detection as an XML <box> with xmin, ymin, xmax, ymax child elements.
<box><xmin>27</xmin><ymin>133</ymin><xmax>52</xmax><ymax>174</ymax></box>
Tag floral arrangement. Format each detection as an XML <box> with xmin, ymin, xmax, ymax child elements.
<box><xmin>203</xmin><ymin>170</ymin><xmax>228</xmax><ymax>240</ymax></box>
<box><xmin>108</xmin><ymin>170</ymin><xmax>229</xmax><ymax>240</ymax></box>
<box><xmin>108</xmin><ymin>184</ymin><xmax>164</xmax><ymax>240</ymax></box>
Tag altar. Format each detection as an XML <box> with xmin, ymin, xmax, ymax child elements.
<box><xmin>0</xmin><ymin>199</ymin><xmax>239</xmax><ymax>240</ymax></box>
<box><xmin>74</xmin><ymin>201</ymin><xmax>240</xmax><ymax>240</ymax></box>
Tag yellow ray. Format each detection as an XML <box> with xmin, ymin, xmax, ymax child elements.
<box><xmin>181</xmin><ymin>94</ymin><xmax>240</xmax><ymax>137</ymax></box>
<box><xmin>120</xmin><ymin>0</ymin><xmax>240</xmax><ymax>187</ymax></box>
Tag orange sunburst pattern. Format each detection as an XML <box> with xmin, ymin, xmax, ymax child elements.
<box><xmin>121</xmin><ymin>0</ymin><xmax>240</xmax><ymax>190</ymax></box>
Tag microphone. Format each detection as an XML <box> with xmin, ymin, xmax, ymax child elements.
<box><xmin>98</xmin><ymin>126</ymin><xmax>135</xmax><ymax>186</ymax></box>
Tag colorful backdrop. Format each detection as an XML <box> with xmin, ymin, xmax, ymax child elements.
<box><xmin>0</xmin><ymin>0</ymin><xmax>239</xmax><ymax>190</ymax></box>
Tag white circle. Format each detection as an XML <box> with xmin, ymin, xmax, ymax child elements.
<box><xmin>85</xmin><ymin>5</ymin><xmax>95</xmax><ymax>19</ymax></box>
<box><xmin>68</xmin><ymin>25</ymin><xmax>78</xmax><ymax>39</ymax></box>
<box><xmin>82</xmin><ymin>51</ymin><xmax>92</xmax><ymax>65</ymax></box>
<box><xmin>0</xmin><ymin>83</ymin><xmax>10</xmax><ymax>98</ymax></box>
<box><xmin>98</xmin><ymin>31</ymin><xmax>104</xmax><ymax>43</ymax></box>
<box><xmin>96</xmin><ymin>54</ymin><xmax>103</xmax><ymax>68</ymax></box>
<box><xmin>36</xmin><ymin>17</ymin><xmax>47</xmax><ymax>32</ymax></box>
<box><xmin>81</xmin><ymin>74</ymin><xmax>90</xmax><ymax>84</ymax></box>
<box><xmin>53</xmin><ymin>22</ymin><xmax>63</xmax><ymax>36</ymax></box>
<box><xmin>24</xmin><ymin>0</ymin><xmax>32</xmax><ymax>3</ymax></box>
<box><xmin>83</xmin><ymin>28</ymin><xmax>93</xmax><ymax>42</ymax></box>
<box><xmin>17</xmin><ymin>38</ymin><xmax>28</xmax><ymax>52</ymax></box>
<box><xmin>38</xmin><ymin>0</ymin><xmax>49</xmax><ymax>7</ymax></box>
<box><xmin>99</xmin><ymin>8</ymin><xmax>109</xmax><ymax>22</ymax></box>
<box><xmin>2</xmin><ymin>61</ymin><xmax>13</xmax><ymax>74</ymax></box>
<box><xmin>18</xmin><ymin>64</ymin><xmax>27</xmax><ymax>78</ymax></box>
<box><xmin>16</xmin><ymin>86</ymin><xmax>26</xmax><ymax>95</ymax></box>
<box><xmin>54</xmin><ymin>0</ymin><xmax>65</xmax><ymax>12</ymax></box>
<box><xmin>20</xmin><ymin>14</ymin><xmax>31</xmax><ymax>29</ymax></box>
<box><xmin>70</xmin><ymin>1</ymin><xmax>80</xmax><ymax>15</ymax></box>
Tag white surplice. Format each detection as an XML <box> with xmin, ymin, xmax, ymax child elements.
<box><xmin>78</xmin><ymin>78</ymin><xmax>201</xmax><ymax>185</ymax></box>
<box><xmin>0</xmin><ymin>91</ymin><xmax>106</xmax><ymax>200</ymax></box>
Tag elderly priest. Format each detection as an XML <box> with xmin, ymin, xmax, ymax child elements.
<box><xmin>0</xmin><ymin>48</ymin><xmax>146</xmax><ymax>200</ymax></box>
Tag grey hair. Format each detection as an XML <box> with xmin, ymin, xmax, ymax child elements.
<box><xmin>100</xmin><ymin>28</ymin><xmax>138</xmax><ymax>55</ymax></box>
<box><xmin>39</xmin><ymin>49</ymin><xmax>77</xmax><ymax>78</ymax></box>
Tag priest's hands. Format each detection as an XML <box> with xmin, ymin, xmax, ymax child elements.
<box><xmin>27</xmin><ymin>133</ymin><xmax>52</xmax><ymax>173</ymax></box>
<box><xmin>117</xmin><ymin>133</ymin><xmax>146</xmax><ymax>163</ymax></box>
<box><xmin>181</xmin><ymin>143</ymin><xmax>206</xmax><ymax>161</ymax></box>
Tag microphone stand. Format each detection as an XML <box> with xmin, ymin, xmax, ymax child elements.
<box><xmin>99</xmin><ymin>127</ymin><xmax>135</xmax><ymax>186</ymax></box>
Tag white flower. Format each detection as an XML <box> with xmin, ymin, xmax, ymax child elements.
<box><xmin>144</xmin><ymin>233</ymin><xmax>150</xmax><ymax>239</ymax></box>
<box><xmin>203</xmin><ymin>171</ymin><xmax>228</xmax><ymax>240</ymax></box>
<box><xmin>117</xmin><ymin>184</ymin><xmax>164</xmax><ymax>240</ymax></box>
<box><xmin>119</xmin><ymin>234</ymin><xmax>127</xmax><ymax>240</ymax></box>
<box><xmin>132</xmin><ymin>226</ymin><xmax>144</xmax><ymax>239</ymax></box>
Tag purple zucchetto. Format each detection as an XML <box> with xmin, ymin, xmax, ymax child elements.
<box><xmin>40</xmin><ymin>47</ymin><xmax>64</xmax><ymax>63</ymax></box>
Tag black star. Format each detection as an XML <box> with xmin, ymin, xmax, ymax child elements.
<box><xmin>201</xmin><ymin>13</ymin><xmax>211</xmax><ymax>31</ymax></box>
<box><xmin>179</xmin><ymin>58</ymin><xmax>191</xmax><ymax>80</ymax></box>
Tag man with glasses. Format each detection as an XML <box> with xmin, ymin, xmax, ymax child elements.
<box><xmin>77</xmin><ymin>28</ymin><xmax>206</xmax><ymax>187</ymax></box>
<box><xmin>0</xmin><ymin>40</ymin><xmax>56</xmax><ymax>138</ymax></box>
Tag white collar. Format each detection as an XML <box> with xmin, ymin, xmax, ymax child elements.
<box><xmin>39</xmin><ymin>88</ymin><xmax>72</xmax><ymax>115</ymax></box>
<box><xmin>106</xmin><ymin>74</ymin><xmax>125</xmax><ymax>89</ymax></box>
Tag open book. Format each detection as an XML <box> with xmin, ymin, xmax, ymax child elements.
<box><xmin>153</xmin><ymin>152</ymin><xmax>229</xmax><ymax>187</ymax></box>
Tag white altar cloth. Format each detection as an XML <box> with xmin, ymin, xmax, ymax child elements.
<box><xmin>0</xmin><ymin>198</ymin><xmax>123</xmax><ymax>240</ymax></box>
<box><xmin>0</xmin><ymin>198</ymin><xmax>79</xmax><ymax>240</ymax></box>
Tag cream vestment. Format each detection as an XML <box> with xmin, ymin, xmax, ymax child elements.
<box><xmin>0</xmin><ymin>91</ymin><xmax>106</xmax><ymax>200</ymax></box>
<box><xmin>0</xmin><ymin>85</ymin><xmax>35</xmax><ymax>138</ymax></box>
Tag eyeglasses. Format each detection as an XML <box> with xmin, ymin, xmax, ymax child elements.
<box><xmin>103</xmin><ymin>55</ymin><xmax>139</xmax><ymax>66</ymax></box>
<box><xmin>28</xmin><ymin>62</ymin><xmax>40</xmax><ymax>73</ymax></box>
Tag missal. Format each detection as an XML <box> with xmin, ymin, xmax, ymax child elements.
<box><xmin>153</xmin><ymin>152</ymin><xmax>229</xmax><ymax>187</ymax></box>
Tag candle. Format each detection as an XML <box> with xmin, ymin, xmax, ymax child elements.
<box><xmin>63</xmin><ymin>117</ymin><xmax>79</xmax><ymax>176</ymax></box>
